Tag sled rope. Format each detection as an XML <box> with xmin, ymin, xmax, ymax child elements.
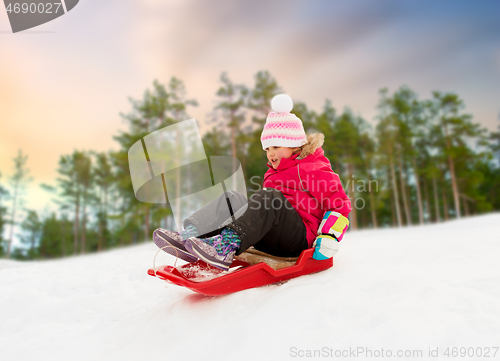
<box><xmin>152</xmin><ymin>244</ymin><xmax>179</xmax><ymax>279</ymax></box>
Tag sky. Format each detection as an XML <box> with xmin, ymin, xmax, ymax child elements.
<box><xmin>1</xmin><ymin>0</ymin><xmax>500</xmax><ymax>217</ymax></box>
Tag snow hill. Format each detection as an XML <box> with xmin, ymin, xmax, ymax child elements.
<box><xmin>1</xmin><ymin>213</ymin><xmax>500</xmax><ymax>361</ymax></box>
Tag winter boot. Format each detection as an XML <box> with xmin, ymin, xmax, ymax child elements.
<box><xmin>185</xmin><ymin>228</ymin><xmax>242</xmax><ymax>271</ymax></box>
<box><xmin>153</xmin><ymin>224</ymin><xmax>199</xmax><ymax>262</ymax></box>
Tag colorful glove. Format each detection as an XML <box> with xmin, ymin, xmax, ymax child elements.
<box><xmin>313</xmin><ymin>211</ymin><xmax>349</xmax><ymax>260</ymax></box>
<box><xmin>313</xmin><ymin>235</ymin><xmax>339</xmax><ymax>260</ymax></box>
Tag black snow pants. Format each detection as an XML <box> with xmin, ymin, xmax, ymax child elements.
<box><xmin>183</xmin><ymin>188</ymin><xmax>308</xmax><ymax>257</ymax></box>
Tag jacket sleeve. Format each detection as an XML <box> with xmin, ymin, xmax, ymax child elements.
<box><xmin>307</xmin><ymin>168</ymin><xmax>352</xmax><ymax>218</ymax></box>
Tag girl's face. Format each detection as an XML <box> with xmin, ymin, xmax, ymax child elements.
<box><xmin>265</xmin><ymin>146</ymin><xmax>296</xmax><ymax>169</ymax></box>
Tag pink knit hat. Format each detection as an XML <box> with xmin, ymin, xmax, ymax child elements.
<box><xmin>261</xmin><ymin>94</ymin><xmax>308</xmax><ymax>150</ymax></box>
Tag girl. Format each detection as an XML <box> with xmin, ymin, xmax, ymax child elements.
<box><xmin>153</xmin><ymin>94</ymin><xmax>351</xmax><ymax>270</ymax></box>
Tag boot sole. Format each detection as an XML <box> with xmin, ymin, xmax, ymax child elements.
<box><xmin>153</xmin><ymin>230</ymin><xmax>198</xmax><ymax>263</ymax></box>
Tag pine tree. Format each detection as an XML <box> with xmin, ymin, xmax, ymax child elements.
<box><xmin>491</xmin><ymin>114</ymin><xmax>500</xmax><ymax>164</ymax></box>
<box><xmin>114</xmin><ymin>81</ymin><xmax>168</xmax><ymax>242</ymax></box>
<box><xmin>214</xmin><ymin>72</ymin><xmax>249</xmax><ymax>187</ymax></box>
<box><xmin>0</xmin><ymin>171</ymin><xmax>9</xmax><ymax>256</ymax></box>
<box><xmin>390</xmin><ymin>86</ymin><xmax>428</xmax><ymax>225</ymax></box>
<box><xmin>76</xmin><ymin>152</ymin><xmax>92</xmax><ymax>254</ymax></box>
<box><xmin>164</xmin><ymin>77</ymin><xmax>198</xmax><ymax>232</ymax></box>
<box><xmin>113</xmin><ymin>78</ymin><xmax>197</xmax><ymax>239</ymax></box>
<box><xmin>49</xmin><ymin>151</ymin><xmax>95</xmax><ymax>254</ymax></box>
<box><xmin>93</xmin><ymin>152</ymin><xmax>113</xmax><ymax>251</ymax></box>
<box><xmin>6</xmin><ymin>149</ymin><xmax>32</xmax><ymax>258</ymax></box>
<box><xmin>245</xmin><ymin>71</ymin><xmax>283</xmax><ymax>189</ymax></box>
<box><xmin>359</xmin><ymin>130</ymin><xmax>379</xmax><ymax>228</ymax></box>
<box><xmin>376</xmin><ymin>89</ymin><xmax>403</xmax><ymax>227</ymax></box>
<box><xmin>412</xmin><ymin>111</ymin><xmax>440</xmax><ymax>223</ymax></box>
<box><xmin>20</xmin><ymin>210</ymin><xmax>42</xmax><ymax>259</ymax></box>
<box><xmin>328</xmin><ymin>110</ymin><xmax>369</xmax><ymax>230</ymax></box>
<box><xmin>38</xmin><ymin>213</ymin><xmax>71</xmax><ymax>258</ymax></box>
<box><xmin>314</xmin><ymin>100</ymin><xmax>337</xmax><ymax>167</ymax></box>
<box><xmin>483</xmin><ymin>115</ymin><xmax>500</xmax><ymax>209</ymax></box>
<box><xmin>202</xmin><ymin>128</ymin><xmax>231</xmax><ymax>157</ymax></box>
<box><xmin>56</xmin><ymin>152</ymin><xmax>82</xmax><ymax>254</ymax></box>
<box><xmin>431</xmin><ymin>92</ymin><xmax>487</xmax><ymax>218</ymax></box>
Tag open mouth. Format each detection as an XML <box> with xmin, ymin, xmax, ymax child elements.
<box><xmin>271</xmin><ymin>158</ymin><xmax>278</xmax><ymax>163</ymax></box>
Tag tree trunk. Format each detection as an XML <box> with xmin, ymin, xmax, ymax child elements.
<box><xmin>448</xmin><ymin>153</ymin><xmax>461</xmax><ymax>218</ymax></box>
<box><xmin>133</xmin><ymin>207</ymin><xmax>139</xmax><ymax>244</ymax></box>
<box><xmin>443</xmin><ymin>122</ymin><xmax>461</xmax><ymax>218</ymax></box>
<box><xmin>144</xmin><ymin>205</ymin><xmax>150</xmax><ymax>242</ymax></box>
<box><xmin>389</xmin><ymin>152</ymin><xmax>403</xmax><ymax>227</ymax></box>
<box><xmin>411</xmin><ymin>158</ymin><xmax>424</xmax><ymax>225</ymax></box>
<box><xmin>103</xmin><ymin>186</ymin><xmax>108</xmax><ymax>250</ymax></box>
<box><xmin>369</xmin><ymin>182</ymin><xmax>378</xmax><ymax>229</ymax></box>
<box><xmin>347</xmin><ymin>163</ymin><xmax>357</xmax><ymax>230</ymax></box>
<box><xmin>360</xmin><ymin>205</ymin><xmax>366</xmax><ymax>228</ymax></box>
<box><xmin>365</xmin><ymin>159</ymin><xmax>378</xmax><ymax>229</ymax></box>
<box><xmin>6</xmin><ymin>180</ymin><xmax>19</xmax><ymax>258</ymax></box>
<box><xmin>230</xmin><ymin>104</ymin><xmax>237</xmax><ymax>191</ymax></box>
<box><xmin>74</xmin><ymin>193</ymin><xmax>80</xmax><ymax>255</ymax></box>
<box><xmin>31</xmin><ymin>234</ymin><xmax>35</xmax><ymax>258</ymax></box>
<box><xmin>97</xmin><ymin>219</ymin><xmax>103</xmax><ymax>251</ymax></box>
<box><xmin>335</xmin><ymin>161</ymin><xmax>341</xmax><ymax>176</ymax></box>
<box><xmin>461</xmin><ymin>194</ymin><xmax>470</xmax><ymax>217</ymax></box>
<box><xmin>61</xmin><ymin>216</ymin><xmax>66</xmax><ymax>257</ymax></box>
<box><xmin>175</xmin><ymin>124</ymin><xmax>182</xmax><ymax>231</ymax></box>
<box><xmin>397</xmin><ymin>149</ymin><xmax>411</xmax><ymax>225</ymax></box>
<box><xmin>81</xmin><ymin>194</ymin><xmax>87</xmax><ymax>255</ymax></box>
<box><xmin>432</xmin><ymin>176</ymin><xmax>440</xmax><ymax>223</ymax></box>
<box><xmin>423</xmin><ymin>177</ymin><xmax>430</xmax><ymax>224</ymax></box>
<box><xmin>120</xmin><ymin>201</ymin><xmax>125</xmax><ymax>246</ymax></box>
<box><xmin>97</xmin><ymin>187</ymin><xmax>103</xmax><ymax>252</ymax></box>
<box><xmin>442</xmin><ymin>186</ymin><xmax>449</xmax><ymax>221</ymax></box>
<box><xmin>391</xmin><ymin>191</ymin><xmax>397</xmax><ymax>227</ymax></box>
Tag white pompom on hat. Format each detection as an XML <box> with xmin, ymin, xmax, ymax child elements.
<box><xmin>271</xmin><ymin>94</ymin><xmax>294</xmax><ymax>113</ymax></box>
<box><xmin>261</xmin><ymin>94</ymin><xmax>308</xmax><ymax>150</ymax></box>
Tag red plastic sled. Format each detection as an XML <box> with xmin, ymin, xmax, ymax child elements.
<box><xmin>147</xmin><ymin>248</ymin><xmax>332</xmax><ymax>296</ymax></box>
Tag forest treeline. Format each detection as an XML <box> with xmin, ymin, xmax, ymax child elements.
<box><xmin>1</xmin><ymin>71</ymin><xmax>500</xmax><ymax>259</ymax></box>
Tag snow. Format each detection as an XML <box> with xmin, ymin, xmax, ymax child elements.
<box><xmin>1</xmin><ymin>213</ymin><xmax>500</xmax><ymax>361</ymax></box>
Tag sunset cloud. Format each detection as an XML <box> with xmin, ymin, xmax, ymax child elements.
<box><xmin>1</xmin><ymin>0</ymin><xmax>499</xmax><ymax>214</ymax></box>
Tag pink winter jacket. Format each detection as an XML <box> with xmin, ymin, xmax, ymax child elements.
<box><xmin>262</xmin><ymin>136</ymin><xmax>351</xmax><ymax>248</ymax></box>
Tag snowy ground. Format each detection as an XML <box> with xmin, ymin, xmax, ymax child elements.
<box><xmin>1</xmin><ymin>214</ymin><xmax>500</xmax><ymax>361</ymax></box>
